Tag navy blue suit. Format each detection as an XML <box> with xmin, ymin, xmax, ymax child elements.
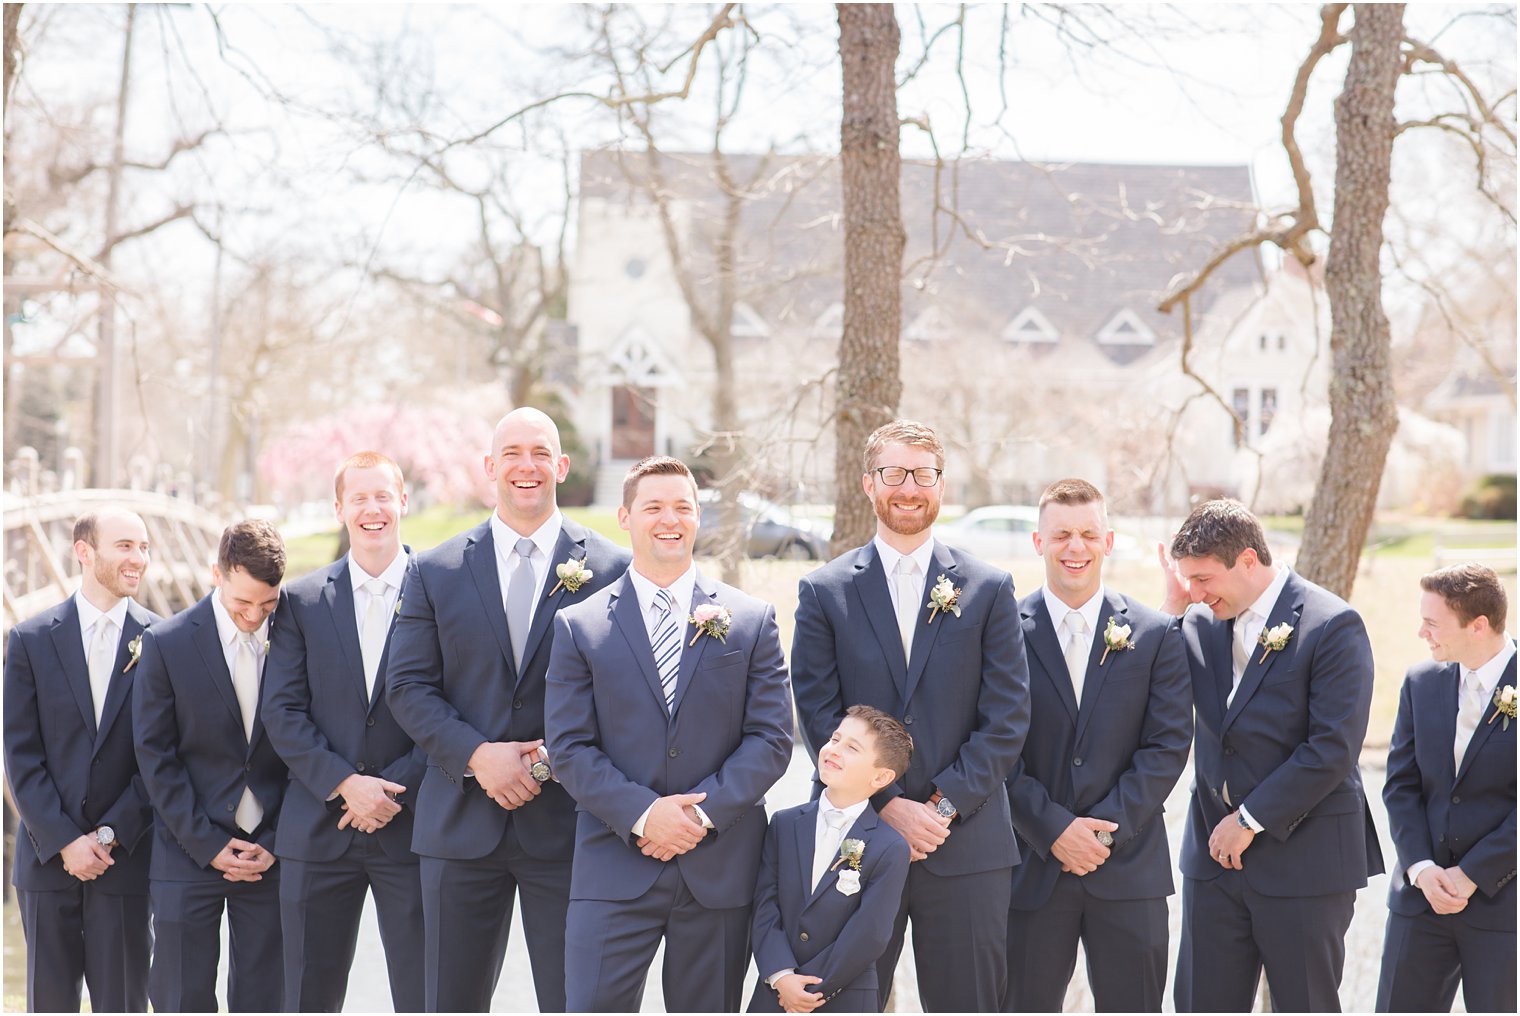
<box><xmin>546</xmin><ymin>569</ymin><xmax>794</xmax><ymax>1012</ymax></box>
<box><xmin>263</xmin><ymin>554</ymin><xmax>427</xmax><ymax>1012</ymax></box>
<box><xmin>3</xmin><ymin>595</ymin><xmax>158</xmax><ymax>1012</ymax></box>
<box><xmin>791</xmin><ymin>541</ymin><xmax>1030</xmax><ymax>1012</ymax></box>
<box><xmin>747</xmin><ymin>801</ymin><xmax>910</xmax><ymax>1013</ymax></box>
<box><xmin>1376</xmin><ymin>651</ymin><xmax>1516</xmax><ymax>1012</ymax></box>
<box><xmin>386</xmin><ymin>515</ymin><xmax>629</xmax><ymax>1011</ymax></box>
<box><xmin>133</xmin><ymin>593</ymin><xmax>289</xmax><ymax>1012</ymax></box>
<box><xmin>1174</xmin><ymin>570</ymin><xmax>1384</xmax><ymax>1012</ymax></box>
<box><xmin>1005</xmin><ymin>588</ymin><xmax>1191</xmax><ymax>1012</ymax></box>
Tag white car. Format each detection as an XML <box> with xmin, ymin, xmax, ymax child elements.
<box><xmin>935</xmin><ymin>505</ymin><xmax>1142</xmax><ymax>559</ymax></box>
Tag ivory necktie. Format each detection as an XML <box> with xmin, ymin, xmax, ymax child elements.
<box><xmin>359</xmin><ymin>577</ymin><xmax>390</xmax><ymax>702</ymax></box>
<box><xmin>1455</xmin><ymin>669</ymin><xmax>1485</xmax><ymax>772</ymax></box>
<box><xmin>813</xmin><ymin>809</ymin><xmax>850</xmax><ymax>889</ymax></box>
<box><xmin>895</xmin><ymin>558</ymin><xmax>920</xmax><ymax>660</ymax></box>
<box><xmin>87</xmin><ymin>616</ymin><xmax>118</xmax><ymax>727</ymax></box>
<box><xmin>651</xmin><ymin>588</ymin><xmax>681</xmax><ymax>712</ymax></box>
<box><xmin>506</xmin><ymin>538</ymin><xmax>537</xmax><ymax>672</ymax></box>
<box><xmin>232</xmin><ymin>632</ymin><xmax>263</xmax><ymax>833</ymax></box>
<box><xmin>1064</xmin><ymin>611</ymin><xmax>1089</xmax><ymax>704</ymax></box>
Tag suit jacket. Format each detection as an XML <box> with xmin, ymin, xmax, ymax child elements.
<box><xmin>4</xmin><ymin>596</ymin><xmax>159</xmax><ymax>894</ymax></box>
<box><xmin>386</xmin><ymin>516</ymin><xmax>630</xmax><ymax>861</ymax></box>
<box><xmin>749</xmin><ymin>801</ymin><xmax>910</xmax><ymax>1006</ymax></box>
<box><xmin>263</xmin><ymin>554</ymin><xmax>427</xmax><ymax>863</ymax></box>
<box><xmin>1384</xmin><ymin>653</ymin><xmax>1516</xmax><ymax>931</ymax></box>
<box><xmin>1007</xmin><ymin>587</ymin><xmax>1192</xmax><ymax>906</ymax></box>
<box><xmin>545</xmin><ymin>569</ymin><xmax>794</xmax><ymax>910</ymax></box>
<box><xmin>1179</xmin><ymin>569</ymin><xmax>1384</xmax><ymax>895</ymax></box>
<box><xmin>791</xmin><ymin>541</ymin><xmax>1030</xmax><ymax>877</ymax></box>
<box><xmin>133</xmin><ymin>594</ymin><xmax>289</xmax><ymax>881</ymax></box>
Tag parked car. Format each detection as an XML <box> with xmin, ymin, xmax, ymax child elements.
<box><xmin>934</xmin><ymin>504</ymin><xmax>1143</xmax><ymax>559</ymax></box>
<box><xmin>695</xmin><ymin>490</ymin><xmax>831</xmax><ymax>560</ymax></box>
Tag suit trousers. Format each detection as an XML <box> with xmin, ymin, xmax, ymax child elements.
<box><xmin>564</xmin><ymin>860</ymin><xmax>753</xmax><ymax>1012</ymax></box>
<box><xmin>1175</xmin><ymin>870</ymin><xmax>1354</xmax><ymax>1013</ymax></box>
<box><xmin>1375</xmin><ymin>909</ymin><xmax>1517</xmax><ymax>1013</ymax></box>
<box><xmin>1004</xmin><ymin>874</ymin><xmax>1168</xmax><ymax>1012</ymax></box>
<box><xmin>17</xmin><ymin>885</ymin><xmax>150</xmax><ymax>1013</ymax></box>
<box><xmin>877</xmin><ymin>862</ymin><xmax>1012</xmax><ymax>1013</ymax></box>
<box><xmin>420</xmin><ymin>818</ymin><xmax>571</xmax><ymax>1012</ymax></box>
<box><xmin>148</xmin><ymin>872</ymin><xmax>283</xmax><ymax>1013</ymax></box>
<box><xmin>280</xmin><ymin>834</ymin><xmax>424</xmax><ymax>1012</ymax></box>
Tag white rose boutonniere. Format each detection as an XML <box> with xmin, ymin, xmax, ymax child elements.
<box><xmin>1099</xmin><ymin>617</ymin><xmax>1135</xmax><ymax>666</ymax></box>
<box><xmin>831</xmin><ymin>838</ymin><xmax>865</xmax><ymax>895</ymax></box>
<box><xmin>1488</xmin><ymin>685</ymin><xmax>1517</xmax><ymax>731</ymax></box>
<box><xmin>1257</xmin><ymin>623</ymin><xmax>1294</xmax><ymax>664</ymax></box>
<box><xmin>123</xmin><ymin>634</ymin><xmax>143</xmax><ymax>672</ymax></box>
<box><xmin>925</xmin><ymin>575</ymin><xmax>962</xmax><ymax>624</ymax></box>
<box><xmin>550</xmin><ymin>557</ymin><xmax>594</xmax><ymax>596</ymax></box>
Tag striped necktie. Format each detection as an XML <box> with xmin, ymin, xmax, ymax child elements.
<box><xmin>651</xmin><ymin>588</ymin><xmax>681</xmax><ymax>712</ymax></box>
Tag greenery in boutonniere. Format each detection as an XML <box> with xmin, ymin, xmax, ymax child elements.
<box><xmin>1488</xmin><ymin>685</ymin><xmax>1517</xmax><ymax>730</ymax></box>
<box><xmin>688</xmin><ymin>603</ymin><xmax>733</xmax><ymax>646</ymax></box>
<box><xmin>550</xmin><ymin>557</ymin><xmax>593</xmax><ymax>596</ymax></box>
<box><xmin>1099</xmin><ymin>616</ymin><xmax>1135</xmax><ymax>666</ymax></box>
<box><xmin>925</xmin><ymin>575</ymin><xmax>962</xmax><ymax>624</ymax></box>
<box><xmin>1256</xmin><ymin>623</ymin><xmax>1293</xmax><ymax>663</ymax></box>
<box><xmin>123</xmin><ymin>634</ymin><xmax>143</xmax><ymax>672</ymax></box>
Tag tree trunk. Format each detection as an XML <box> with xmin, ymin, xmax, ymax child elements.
<box><xmin>832</xmin><ymin>3</ymin><xmax>904</xmax><ymax>558</ymax></box>
<box><xmin>1297</xmin><ymin>3</ymin><xmax>1403</xmax><ymax>600</ymax></box>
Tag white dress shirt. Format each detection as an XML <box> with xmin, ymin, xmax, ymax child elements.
<box><xmin>767</xmin><ymin>790</ymin><xmax>872</xmax><ymax>987</ymax></box>
<box><xmin>76</xmin><ymin>590</ymin><xmax>130</xmax><ymax>724</ymax></box>
<box><xmin>348</xmin><ymin>548</ymin><xmax>409</xmax><ymax>632</ymax></box>
<box><xmin>490</xmin><ymin>508</ymin><xmax>562</xmax><ymax>626</ymax></box>
<box><xmin>210</xmin><ymin>592</ymin><xmax>270</xmax><ymax>692</ymax></box>
<box><xmin>1045</xmin><ymin>584</ymin><xmax>1104</xmax><ymax>702</ymax></box>
<box><xmin>1229</xmin><ymin>565</ymin><xmax>1290</xmax><ymax>834</ymax></box>
<box><xmin>873</xmin><ymin>535</ymin><xmax>935</xmax><ymax>618</ymax></box>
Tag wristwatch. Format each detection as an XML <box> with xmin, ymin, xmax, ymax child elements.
<box><xmin>929</xmin><ymin>790</ymin><xmax>957</xmax><ymax>820</ymax></box>
<box><xmin>95</xmin><ymin>826</ymin><xmax>116</xmax><ymax>848</ymax></box>
<box><xmin>530</xmin><ymin>759</ymin><xmax>552</xmax><ymax>784</ymax></box>
<box><xmin>1094</xmin><ymin>828</ymin><xmax>1114</xmax><ymax>847</ymax></box>
<box><xmin>1236</xmin><ymin>811</ymin><xmax>1252</xmax><ymax>831</ymax></box>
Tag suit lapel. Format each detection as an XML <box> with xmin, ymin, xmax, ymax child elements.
<box><xmin>610</xmin><ymin>573</ymin><xmax>671</xmax><ymax>714</ymax></box>
<box><xmin>92</xmin><ymin>602</ymin><xmax>149</xmax><ymax>755</ymax></box>
<box><xmin>671</xmin><ymin>571</ymin><xmax>718</xmax><ymax>717</ymax></box>
<box><xmin>804</xmin><ymin>805</ymin><xmax>880</xmax><ymax>911</ymax></box>
<box><xmin>1428</xmin><ymin>662</ymin><xmax>1460</xmax><ymax>789</ymax></box>
<box><xmin>519</xmin><ymin>522</ymin><xmax>587</xmax><ymax>679</ymax></box>
<box><xmin>1204</xmin><ymin>614</ymin><xmax>1232</xmax><ymax>723</ymax></box>
<box><xmin>49</xmin><ymin>599</ymin><xmax>98</xmax><ymax>738</ymax></box>
<box><xmin>1023</xmin><ymin>589</ymin><xmax>1077</xmax><ymax>724</ymax></box>
<box><xmin>190</xmin><ymin>599</ymin><xmax>246</xmax><ymax>737</ymax></box>
<box><xmin>851</xmin><ymin>545</ymin><xmax>909</xmax><ymax>701</ymax></box>
<box><xmin>904</xmin><ymin>542</ymin><xmax>957</xmax><ymax>702</ymax></box>
<box><xmin>1456</xmin><ymin>654</ymin><xmax>1516</xmax><ymax>786</ymax></box>
<box><xmin>793</xmin><ymin>801</ymin><xmax>823</xmax><ymax>903</ymax></box>
<box><xmin>463</xmin><ymin>521</ymin><xmax>517</xmax><ymax>674</ymax></box>
<box><xmin>1075</xmin><ymin>590</ymin><xmax>1128</xmax><ymax>745</ymax></box>
<box><xmin>1222</xmin><ymin>573</ymin><xmax>1303</xmax><ymax>734</ymax></box>
<box><xmin>322</xmin><ymin>560</ymin><xmax>370</xmax><ymax>710</ymax></box>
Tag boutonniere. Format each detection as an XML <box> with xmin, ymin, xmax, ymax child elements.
<box><xmin>925</xmin><ymin>574</ymin><xmax>962</xmax><ymax>624</ymax></box>
<box><xmin>123</xmin><ymin>634</ymin><xmax>143</xmax><ymax>672</ymax></box>
<box><xmin>1487</xmin><ymin>685</ymin><xmax>1517</xmax><ymax>730</ymax></box>
<box><xmin>688</xmin><ymin>603</ymin><xmax>733</xmax><ymax>646</ymax></box>
<box><xmin>394</xmin><ymin>595</ymin><xmax>403</xmax><ymax>617</ymax></box>
<box><xmin>830</xmin><ymin>837</ymin><xmax>865</xmax><ymax>895</ymax></box>
<box><xmin>1099</xmin><ymin>617</ymin><xmax>1134</xmax><ymax>665</ymax></box>
<box><xmin>1256</xmin><ymin>623</ymin><xmax>1293</xmax><ymax>663</ymax></box>
<box><xmin>549</xmin><ymin>557</ymin><xmax>593</xmax><ymax>596</ymax></box>
<box><xmin>262</xmin><ymin>639</ymin><xmax>271</xmax><ymax>655</ymax></box>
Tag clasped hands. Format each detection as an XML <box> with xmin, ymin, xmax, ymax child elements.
<box><xmin>1052</xmin><ymin>816</ymin><xmax>1120</xmax><ymax>875</ymax></box>
<box><xmin>335</xmin><ymin>771</ymin><xmax>407</xmax><ymax>833</ymax></box>
<box><xmin>60</xmin><ymin>833</ymin><xmax>114</xmax><ymax>882</ymax></box>
<box><xmin>469</xmin><ymin>738</ymin><xmax>548</xmax><ymax>811</ymax></box>
<box><xmin>210</xmin><ymin>838</ymin><xmax>276</xmax><ymax>883</ymax></box>
<box><xmin>636</xmin><ymin>792</ymin><xmax>709</xmax><ymax>862</ymax></box>
<box><xmin>1416</xmin><ymin>864</ymin><xmax>1477</xmax><ymax>914</ymax></box>
<box><xmin>1207</xmin><ymin>810</ymin><xmax>1256</xmax><ymax>869</ymax></box>
<box><xmin>879</xmin><ymin>797</ymin><xmax>952</xmax><ymax>862</ymax></box>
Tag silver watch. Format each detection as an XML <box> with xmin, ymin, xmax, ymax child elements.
<box><xmin>95</xmin><ymin>826</ymin><xmax>116</xmax><ymax>848</ymax></box>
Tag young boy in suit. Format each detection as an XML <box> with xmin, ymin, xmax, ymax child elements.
<box><xmin>749</xmin><ymin>705</ymin><xmax>913</xmax><ymax>1013</ymax></box>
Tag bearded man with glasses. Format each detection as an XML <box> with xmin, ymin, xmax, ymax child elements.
<box><xmin>790</xmin><ymin>419</ymin><xmax>1030</xmax><ymax>1012</ymax></box>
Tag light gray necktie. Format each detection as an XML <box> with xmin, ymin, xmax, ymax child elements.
<box><xmin>232</xmin><ymin>632</ymin><xmax>263</xmax><ymax>832</ymax></box>
<box><xmin>894</xmin><ymin>557</ymin><xmax>920</xmax><ymax>659</ymax></box>
<box><xmin>1455</xmin><ymin>669</ymin><xmax>1485</xmax><ymax>772</ymax></box>
<box><xmin>87</xmin><ymin>616</ymin><xmax>118</xmax><ymax>726</ymax></box>
<box><xmin>359</xmin><ymin>577</ymin><xmax>390</xmax><ymax>702</ymax></box>
<box><xmin>651</xmin><ymin>588</ymin><xmax>681</xmax><ymax>712</ymax></box>
<box><xmin>1063</xmin><ymin>611</ymin><xmax>1089</xmax><ymax>704</ymax></box>
<box><xmin>506</xmin><ymin>537</ymin><xmax>537</xmax><ymax>671</ymax></box>
<box><xmin>813</xmin><ymin>809</ymin><xmax>850</xmax><ymax>889</ymax></box>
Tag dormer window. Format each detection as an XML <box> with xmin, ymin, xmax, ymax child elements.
<box><xmin>904</xmin><ymin>307</ymin><xmax>952</xmax><ymax>343</ymax></box>
<box><xmin>1001</xmin><ymin>306</ymin><xmax>1059</xmax><ymax>345</ymax></box>
<box><xmin>730</xmin><ymin>302</ymin><xmax>770</xmax><ymax>339</ymax></box>
<box><xmin>812</xmin><ymin>302</ymin><xmax>844</xmax><ymax>340</ymax></box>
<box><xmin>1096</xmin><ymin>308</ymin><xmax>1156</xmax><ymax>346</ymax></box>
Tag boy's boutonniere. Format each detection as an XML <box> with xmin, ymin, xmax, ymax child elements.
<box><xmin>550</xmin><ymin>557</ymin><xmax>593</xmax><ymax>596</ymax></box>
<box><xmin>1487</xmin><ymin>685</ymin><xmax>1517</xmax><ymax>730</ymax></box>
<box><xmin>123</xmin><ymin>634</ymin><xmax>143</xmax><ymax>672</ymax></box>
<box><xmin>688</xmin><ymin>603</ymin><xmax>733</xmax><ymax>646</ymax></box>
<box><xmin>831</xmin><ymin>837</ymin><xmax>865</xmax><ymax>895</ymax></box>
<box><xmin>1099</xmin><ymin>617</ymin><xmax>1134</xmax><ymax>665</ymax></box>
<box><xmin>1257</xmin><ymin>623</ymin><xmax>1293</xmax><ymax>664</ymax></box>
<box><xmin>926</xmin><ymin>575</ymin><xmax>961</xmax><ymax>624</ymax></box>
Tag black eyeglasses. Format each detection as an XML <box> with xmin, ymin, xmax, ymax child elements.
<box><xmin>871</xmin><ymin>466</ymin><xmax>943</xmax><ymax>487</ymax></box>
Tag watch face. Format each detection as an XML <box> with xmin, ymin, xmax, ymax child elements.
<box><xmin>96</xmin><ymin>826</ymin><xmax>115</xmax><ymax>846</ymax></box>
<box><xmin>529</xmin><ymin>760</ymin><xmax>552</xmax><ymax>784</ymax></box>
<box><xmin>1095</xmin><ymin>829</ymin><xmax>1114</xmax><ymax>847</ymax></box>
<box><xmin>935</xmin><ymin>798</ymin><xmax>956</xmax><ymax>819</ymax></box>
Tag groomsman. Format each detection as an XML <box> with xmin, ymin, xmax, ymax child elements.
<box><xmin>1004</xmin><ymin>479</ymin><xmax>1191</xmax><ymax>1012</ymax></box>
<box><xmin>1376</xmin><ymin>563</ymin><xmax>1515</xmax><ymax>1012</ymax></box>
<box><xmin>3</xmin><ymin>508</ymin><xmax>157</xmax><ymax>1012</ymax></box>
<box><xmin>387</xmin><ymin>408</ymin><xmax>630</xmax><ymax>1011</ymax></box>
<box><xmin>134</xmin><ymin>519</ymin><xmax>290</xmax><ymax>1012</ymax></box>
<box><xmin>263</xmin><ymin>451</ymin><xmax>426</xmax><ymax>1011</ymax></box>
<box><xmin>791</xmin><ymin>419</ymin><xmax>1030</xmax><ymax>1012</ymax></box>
<box><xmin>1162</xmin><ymin>499</ymin><xmax>1383</xmax><ymax>1012</ymax></box>
<box><xmin>546</xmin><ymin>455</ymin><xmax>794</xmax><ymax>1011</ymax></box>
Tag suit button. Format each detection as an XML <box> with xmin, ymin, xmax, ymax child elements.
<box><xmin>904</xmin><ymin>714</ymin><xmax>914</xmax><ymax>725</ymax></box>
<box><xmin>226</xmin><ymin>803</ymin><xmax>235</xmax><ymax>812</ymax></box>
<box><xmin>1438</xmin><ymin>834</ymin><xmax>1445</xmax><ymax>842</ymax></box>
<box><xmin>1452</xmin><ymin>795</ymin><xmax>1461</xmax><ymax>804</ymax></box>
<box><xmin>514</xmin><ymin>699</ymin><xmax>524</xmax><ymax>710</ymax></box>
<box><xmin>243</xmin><ymin>764</ymin><xmax>251</xmax><ymax>773</ymax></box>
<box><xmin>357</xmin><ymin>762</ymin><xmax>368</xmax><ymax>773</ymax></box>
<box><xmin>92</xmin><ymin>759</ymin><xmax>100</xmax><ymax>766</ymax></box>
<box><xmin>799</xmin><ymin>932</ymin><xmax>809</xmax><ymax>942</ymax></box>
<box><xmin>366</xmin><ymin>717</ymin><xmax>376</xmax><ymax>727</ymax></box>
<box><xmin>1211</xmin><ymin>787</ymin><xmax>1220</xmax><ymax>798</ymax></box>
<box><xmin>668</xmin><ymin>748</ymin><xmax>680</xmax><ymax>758</ymax></box>
<box><xmin>1224</xmin><ymin>747</ymin><xmax>1235</xmax><ymax>756</ymax></box>
<box><xmin>1073</xmin><ymin>757</ymin><xmax>1084</xmax><ymax>767</ymax></box>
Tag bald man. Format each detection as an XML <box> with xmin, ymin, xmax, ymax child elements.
<box><xmin>388</xmin><ymin>408</ymin><xmax>631</xmax><ymax>1011</ymax></box>
<box><xmin>4</xmin><ymin>508</ymin><xmax>159</xmax><ymax>1012</ymax></box>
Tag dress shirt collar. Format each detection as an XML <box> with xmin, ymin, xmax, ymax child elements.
<box><xmin>210</xmin><ymin>589</ymin><xmax>269</xmax><ymax>650</ymax></box>
<box><xmin>75</xmin><ymin>589</ymin><xmax>129</xmax><ymax>638</ymax></box>
<box><xmin>1042</xmin><ymin>584</ymin><xmax>1105</xmax><ymax>640</ymax></box>
<box><xmin>817</xmin><ymin>789</ymin><xmax>871</xmax><ymax>828</ymax></box>
<box><xmin>872</xmin><ymin>534</ymin><xmax>935</xmax><ymax>579</ymax></box>
<box><xmin>1242</xmin><ymin>564</ymin><xmax>1292</xmax><ymax>625</ymax></box>
<box><xmin>627</xmin><ymin>563</ymin><xmax>699</xmax><ymax>620</ymax></box>
<box><xmin>490</xmin><ymin>508</ymin><xmax>563</xmax><ymax>564</ymax></box>
<box><xmin>1467</xmin><ymin>638</ymin><xmax>1517</xmax><ymax>699</ymax></box>
<box><xmin>347</xmin><ymin>547</ymin><xmax>409</xmax><ymax>593</ymax></box>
